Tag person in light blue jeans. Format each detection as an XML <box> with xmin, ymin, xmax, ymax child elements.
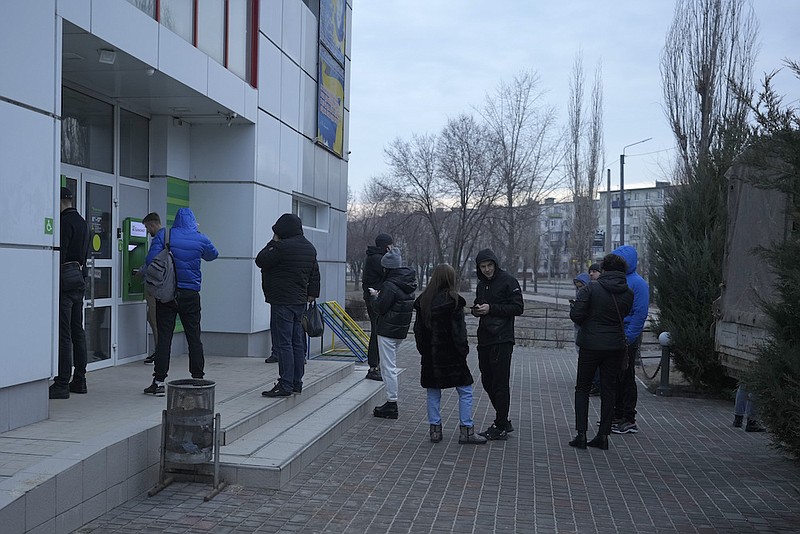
<box><xmin>733</xmin><ymin>383</ymin><xmax>765</xmax><ymax>432</ymax></box>
<box><xmin>413</xmin><ymin>264</ymin><xmax>485</xmax><ymax>444</ymax></box>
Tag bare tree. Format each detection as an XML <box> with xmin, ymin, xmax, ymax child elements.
<box><xmin>661</xmin><ymin>0</ymin><xmax>758</xmax><ymax>181</ymax></box>
<box><xmin>566</xmin><ymin>53</ymin><xmax>604</xmax><ymax>274</ymax></box>
<box><xmin>384</xmin><ymin>115</ymin><xmax>500</xmax><ymax>281</ymax></box>
<box><xmin>480</xmin><ymin>71</ymin><xmax>562</xmax><ymax>279</ymax></box>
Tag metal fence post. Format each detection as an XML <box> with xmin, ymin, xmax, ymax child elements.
<box><xmin>656</xmin><ymin>332</ymin><xmax>672</xmax><ymax>397</ymax></box>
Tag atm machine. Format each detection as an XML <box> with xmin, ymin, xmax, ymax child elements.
<box><xmin>122</xmin><ymin>217</ymin><xmax>147</xmax><ymax>301</ymax></box>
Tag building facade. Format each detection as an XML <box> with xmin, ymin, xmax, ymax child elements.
<box><xmin>538</xmin><ymin>181</ymin><xmax>673</xmax><ymax>277</ymax></box>
<box><xmin>0</xmin><ymin>0</ymin><xmax>351</xmax><ymax>431</ymax></box>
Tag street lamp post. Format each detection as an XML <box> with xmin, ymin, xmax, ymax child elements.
<box><xmin>619</xmin><ymin>137</ymin><xmax>652</xmax><ymax>246</ymax></box>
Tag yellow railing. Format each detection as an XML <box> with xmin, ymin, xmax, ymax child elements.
<box><xmin>317</xmin><ymin>301</ymin><xmax>369</xmax><ymax>361</ymax></box>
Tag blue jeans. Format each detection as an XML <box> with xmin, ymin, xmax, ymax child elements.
<box><xmin>734</xmin><ymin>383</ymin><xmax>758</xmax><ymax>419</ymax></box>
<box><xmin>271</xmin><ymin>304</ymin><xmax>307</xmax><ymax>393</ymax></box>
<box><xmin>427</xmin><ymin>385</ymin><xmax>475</xmax><ymax>427</ymax></box>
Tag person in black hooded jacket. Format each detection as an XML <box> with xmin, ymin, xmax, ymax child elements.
<box><xmin>568</xmin><ymin>253</ymin><xmax>633</xmax><ymax>451</ymax></box>
<box><xmin>362</xmin><ymin>233</ymin><xmax>393</xmax><ymax>381</ymax></box>
<box><xmin>257</xmin><ymin>213</ymin><xmax>321</xmax><ymax>398</ymax></box>
<box><xmin>471</xmin><ymin>249</ymin><xmax>524</xmax><ymax>440</ymax></box>
<box><xmin>414</xmin><ymin>264</ymin><xmax>485</xmax><ymax>444</ymax></box>
<box><xmin>371</xmin><ymin>247</ymin><xmax>417</xmax><ymax>419</ymax></box>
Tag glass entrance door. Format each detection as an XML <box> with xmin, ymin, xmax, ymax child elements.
<box><xmin>62</xmin><ymin>167</ymin><xmax>116</xmax><ymax>370</ymax></box>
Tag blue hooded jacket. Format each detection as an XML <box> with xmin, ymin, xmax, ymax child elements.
<box><xmin>611</xmin><ymin>245</ymin><xmax>649</xmax><ymax>343</ymax></box>
<box><xmin>146</xmin><ymin>208</ymin><xmax>219</xmax><ymax>291</ymax></box>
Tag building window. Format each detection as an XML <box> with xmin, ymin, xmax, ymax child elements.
<box><xmin>228</xmin><ymin>0</ymin><xmax>255</xmax><ymax>81</ymax></box>
<box><xmin>61</xmin><ymin>87</ymin><xmax>114</xmax><ymax>173</ymax></box>
<box><xmin>119</xmin><ymin>109</ymin><xmax>149</xmax><ymax>181</ymax></box>
<box><xmin>127</xmin><ymin>0</ymin><xmax>156</xmax><ymax>17</ymax></box>
<box><xmin>292</xmin><ymin>196</ymin><xmax>329</xmax><ymax>231</ymax></box>
<box><xmin>160</xmin><ymin>0</ymin><xmax>194</xmax><ymax>43</ymax></box>
<box><xmin>197</xmin><ymin>0</ymin><xmax>225</xmax><ymax>65</ymax></box>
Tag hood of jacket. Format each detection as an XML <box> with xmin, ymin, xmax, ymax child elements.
<box><xmin>596</xmin><ymin>270</ymin><xmax>629</xmax><ymax>294</ymax></box>
<box><xmin>272</xmin><ymin>213</ymin><xmax>304</xmax><ymax>239</ymax></box>
<box><xmin>365</xmin><ymin>244</ymin><xmax>385</xmax><ymax>257</ymax></box>
<box><xmin>430</xmin><ymin>292</ymin><xmax>466</xmax><ymax>318</ymax></box>
<box><xmin>611</xmin><ymin>245</ymin><xmax>638</xmax><ymax>275</ymax></box>
<box><xmin>172</xmin><ymin>208</ymin><xmax>198</xmax><ymax>230</ymax></box>
<box><xmin>475</xmin><ymin>249</ymin><xmax>502</xmax><ymax>282</ymax></box>
<box><xmin>386</xmin><ymin>266</ymin><xmax>418</xmax><ymax>294</ymax></box>
<box><xmin>574</xmin><ymin>272</ymin><xmax>590</xmax><ymax>289</ymax></box>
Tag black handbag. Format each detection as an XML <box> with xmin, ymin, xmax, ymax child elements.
<box><xmin>60</xmin><ymin>261</ymin><xmax>86</xmax><ymax>293</ymax></box>
<box><xmin>302</xmin><ymin>302</ymin><xmax>325</xmax><ymax>337</ymax></box>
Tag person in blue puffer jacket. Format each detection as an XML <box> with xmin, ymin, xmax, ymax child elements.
<box><xmin>609</xmin><ymin>245</ymin><xmax>649</xmax><ymax>434</ymax></box>
<box><xmin>143</xmin><ymin>207</ymin><xmax>219</xmax><ymax>396</ymax></box>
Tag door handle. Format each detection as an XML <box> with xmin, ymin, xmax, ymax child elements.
<box><xmin>87</xmin><ymin>257</ymin><xmax>96</xmax><ymax>309</ymax></box>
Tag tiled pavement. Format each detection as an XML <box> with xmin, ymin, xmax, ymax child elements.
<box><xmin>77</xmin><ymin>345</ymin><xmax>800</xmax><ymax>534</ymax></box>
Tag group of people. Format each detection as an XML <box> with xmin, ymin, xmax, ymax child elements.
<box><xmin>361</xmin><ymin>234</ymin><xmax>524</xmax><ymax>444</ymax></box>
<box><xmin>568</xmin><ymin>245</ymin><xmax>649</xmax><ymax>450</ymax></box>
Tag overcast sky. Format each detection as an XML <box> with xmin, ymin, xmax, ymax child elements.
<box><xmin>347</xmin><ymin>0</ymin><xmax>799</xmax><ymax>199</ymax></box>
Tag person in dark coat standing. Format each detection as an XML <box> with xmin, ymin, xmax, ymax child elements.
<box><xmin>568</xmin><ymin>253</ymin><xmax>634</xmax><ymax>451</ymax></box>
<box><xmin>51</xmin><ymin>187</ymin><xmax>90</xmax><ymax>399</ymax></box>
<box><xmin>414</xmin><ymin>264</ymin><xmax>486</xmax><ymax>444</ymax></box>
<box><xmin>371</xmin><ymin>247</ymin><xmax>416</xmax><ymax>419</ymax></box>
<box><xmin>362</xmin><ymin>233</ymin><xmax>393</xmax><ymax>381</ymax></box>
<box><xmin>257</xmin><ymin>213</ymin><xmax>321</xmax><ymax>398</ymax></box>
<box><xmin>471</xmin><ymin>249</ymin><xmax>524</xmax><ymax>440</ymax></box>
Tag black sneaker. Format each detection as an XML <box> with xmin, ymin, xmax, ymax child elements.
<box><xmin>143</xmin><ymin>381</ymin><xmax>165</xmax><ymax>397</ymax></box>
<box><xmin>69</xmin><ymin>379</ymin><xmax>87</xmax><ymax>394</ymax></box>
<box><xmin>373</xmin><ymin>401</ymin><xmax>398</xmax><ymax>419</ymax></box>
<box><xmin>479</xmin><ymin>423</ymin><xmax>508</xmax><ymax>441</ymax></box>
<box><xmin>589</xmin><ymin>385</ymin><xmax>601</xmax><ymax>396</ymax></box>
<box><xmin>49</xmin><ymin>384</ymin><xmax>70</xmax><ymax>399</ymax></box>
<box><xmin>262</xmin><ymin>383</ymin><xmax>291</xmax><ymax>397</ymax></box>
<box><xmin>365</xmin><ymin>368</ymin><xmax>383</xmax><ymax>381</ymax></box>
<box><xmin>144</xmin><ymin>354</ymin><xmax>155</xmax><ymax>364</ymax></box>
<box><xmin>733</xmin><ymin>415</ymin><xmax>743</xmax><ymax>428</ymax></box>
<box><xmin>745</xmin><ymin>419</ymin><xmax>766</xmax><ymax>433</ymax></box>
<box><xmin>265</xmin><ymin>355</ymin><xmax>278</xmax><ymax>363</ymax></box>
<box><xmin>612</xmin><ymin>420</ymin><xmax>639</xmax><ymax>434</ymax></box>
<box><xmin>505</xmin><ymin>420</ymin><xmax>514</xmax><ymax>433</ymax></box>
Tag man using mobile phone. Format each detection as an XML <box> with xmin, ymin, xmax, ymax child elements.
<box><xmin>471</xmin><ymin>249</ymin><xmax>524</xmax><ymax>440</ymax></box>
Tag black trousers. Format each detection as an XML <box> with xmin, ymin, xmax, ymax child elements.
<box><xmin>478</xmin><ymin>342</ymin><xmax>513</xmax><ymax>429</ymax></box>
<box><xmin>57</xmin><ymin>286</ymin><xmax>87</xmax><ymax>386</ymax></box>
<box><xmin>575</xmin><ymin>348</ymin><xmax>622</xmax><ymax>435</ymax></box>
<box><xmin>365</xmin><ymin>298</ymin><xmax>380</xmax><ymax>368</ymax></box>
<box><xmin>153</xmin><ymin>289</ymin><xmax>204</xmax><ymax>382</ymax></box>
<box><xmin>614</xmin><ymin>337</ymin><xmax>641</xmax><ymax>422</ymax></box>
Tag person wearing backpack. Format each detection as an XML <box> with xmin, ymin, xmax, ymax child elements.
<box><xmin>143</xmin><ymin>208</ymin><xmax>219</xmax><ymax>396</ymax></box>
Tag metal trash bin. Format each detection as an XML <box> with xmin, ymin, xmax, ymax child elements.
<box><xmin>164</xmin><ymin>379</ymin><xmax>215</xmax><ymax>464</ymax></box>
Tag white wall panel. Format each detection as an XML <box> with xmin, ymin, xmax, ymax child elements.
<box><xmin>300</xmin><ymin>72</ymin><xmax>316</xmax><ymax>139</ymax></box>
<box><xmin>207</xmin><ymin>60</ymin><xmax>246</xmax><ymax>117</ymax></box>
<box><xmin>345</xmin><ymin>3</ymin><xmax>353</xmax><ymax>59</ymax></box>
<box><xmin>278</xmin><ymin>125</ymin><xmax>300</xmax><ymax>194</ymax></box>
<box><xmin>344</xmin><ymin>57</ymin><xmax>351</xmax><ymax>111</ymax></box>
<box><xmin>190</xmin><ymin>123</ymin><xmax>256</xmax><ymax>182</ymax></box>
<box><xmin>281</xmin><ymin>0</ymin><xmax>302</xmax><ymax>65</ymax></box>
<box><xmin>164</xmin><ymin>119</ymin><xmax>192</xmax><ymax>180</ymax></box>
<box><xmin>199</xmin><ymin>258</ymin><xmax>256</xmax><ymax>333</ymax></box>
<box><xmin>0</xmin><ymin>102</ymin><xmax>57</xmax><ymax>246</ymax></box>
<box><xmin>300</xmin><ymin>6</ymin><xmax>317</xmax><ymax>77</ymax></box>
<box><xmin>1</xmin><ymin>1</ymin><xmax>57</xmax><ymax>113</ymax></box>
<box><xmin>91</xmin><ymin>0</ymin><xmax>158</xmax><ymax>68</ymax></box>
<box><xmin>57</xmin><ymin>0</ymin><xmax>90</xmax><ymax>31</ymax></box>
<box><xmin>256</xmin><ymin>110</ymin><xmax>281</xmax><ymax>186</ymax></box>
<box><xmin>328</xmin><ymin>152</ymin><xmax>344</xmax><ymax>211</ymax></box>
<box><xmin>280</xmin><ymin>55</ymin><xmax>301</xmax><ymax>131</ymax></box>
<box><xmin>301</xmin><ymin>138</ymin><xmax>315</xmax><ymax>194</ymax></box>
<box><xmin>258</xmin><ymin>35</ymin><xmax>281</xmax><ymax>117</ymax></box>
<box><xmin>158</xmin><ymin>26</ymin><xmax>207</xmax><ymax>95</ymax></box>
<box><xmin>190</xmin><ymin>182</ymin><xmax>255</xmax><ymax>258</ymax></box>
<box><xmin>244</xmin><ymin>85</ymin><xmax>258</xmax><ymax>122</ymax></box>
<box><xmin>0</xmin><ymin>249</ymin><xmax>55</xmax><ymax>387</ymax></box>
<box><xmin>260</xmin><ymin>0</ymin><xmax>282</xmax><ymax>45</ymax></box>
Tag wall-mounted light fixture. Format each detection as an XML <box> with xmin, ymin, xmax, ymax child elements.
<box><xmin>97</xmin><ymin>49</ymin><xmax>116</xmax><ymax>65</ymax></box>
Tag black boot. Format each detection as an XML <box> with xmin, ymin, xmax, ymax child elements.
<box><xmin>373</xmin><ymin>401</ymin><xmax>398</xmax><ymax>419</ymax></box>
<box><xmin>429</xmin><ymin>424</ymin><xmax>443</xmax><ymax>443</ymax></box>
<box><xmin>458</xmin><ymin>425</ymin><xmax>487</xmax><ymax>444</ymax></box>
<box><xmin>587</xmin><ymin>434</ymin><xmax>609</xmax><ymax>450</ymax></box>
<box><xmin>733</xmin><ymin>415</ymin><xmax>743</xmax><ymax>428</ymax></box>
<box><xmin>569</xmin><ymin>431</ymin><xmax>587</xmax><ymax>449</ymax></box>
<box><xmin>745</xmin><ymin>419</ymin><xmax>766</xmax><ymax>432</ymax></box>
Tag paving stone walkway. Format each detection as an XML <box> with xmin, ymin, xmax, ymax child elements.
<box><xmin>77</xmin><ymin>346</ymin><xmax>800</xmax><ymax>533</ymax></box>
